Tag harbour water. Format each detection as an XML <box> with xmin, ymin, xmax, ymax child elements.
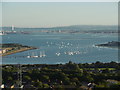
<box><xmin>2</xmin><ymin>26</ymin><xmax>118</xmax><ymax>64</ymax></box>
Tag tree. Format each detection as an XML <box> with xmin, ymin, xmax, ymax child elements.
<box><xmin>64</xmin><ymin>76</ymin><xmax>70</xmax><ymax>85</ymax></box>
<box><xmin>71</xmin><ymin>77</ymin><xmax>79</xmax><ymax>82</ymax></box>
<box><xmin>34</xmin><ymin>81</ymin><xmax>43</xmax><ymax>88</ymax></box>
<box><xmin>41</xmin><ymin>75</ymin><xmax>49</xmax><ymax>82</ymax></box>
<box><xmin>24</xmin><ymin>75</ymin><xmax>31</xmax><ymax>82</ymax></box>
<box><xmin>43</xmin><ymin>84</ymin><xmax>49</xmax><ymax>88</ymax></box>
<box><xmin>66</xmin><ymin>62</ymin><xmax>80</xmax><ymax>71</ymax></box>
<box><xmin>109</xmin><ymin>83</ymin><xmax>120</xmax><ymax>88</ymax></box>
<box><xmin>8</xmin><ymin>76</ymin><xmax>13</xmax><ymax>81</ymax></box>
<box><xmin>102</xmin><ymin>68</ymin><xmax>109</xmax><ymax>73</ymax></box>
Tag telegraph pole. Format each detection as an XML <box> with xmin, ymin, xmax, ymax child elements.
<box><xmin>17</xmin><ymin>64</ymin><xmax>22</xmax><ymax>88</ymax></box>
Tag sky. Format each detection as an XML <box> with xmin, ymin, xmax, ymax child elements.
<box><xmin>1</xmin><ymin>2</ymin><xmax>118</xmax><ymax>27</ymax></box>
<box><xmin>1</xmin><ymin>0</ymin><xmax>119</xmax><ymax>2</ymax></box>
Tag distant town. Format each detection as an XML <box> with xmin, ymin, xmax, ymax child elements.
<box><xmin>0</xmin><ymin>25</ymin><xmax>119</xmax><ymax>36</ymax></box>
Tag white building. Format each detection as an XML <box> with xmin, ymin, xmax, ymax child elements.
<box><xmin>0</xmin><ymin>49</ymin><xmax>6</xmax><ymax>54</ymax></box>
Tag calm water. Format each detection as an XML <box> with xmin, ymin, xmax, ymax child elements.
<box><xmin>2</xmin><ymin>26</ymin><xmax>118</xmax><ymax>64</ymax></box>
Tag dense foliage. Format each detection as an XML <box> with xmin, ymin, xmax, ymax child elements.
<box><xmin>2</xmin><ymin>61</ymin><xmax>120</xmax><ymax>89</ymax></box>
<box><xmin>1</xmin><ymin>43</ymin><xmax>32</xmax><ymax>48</ymax></box>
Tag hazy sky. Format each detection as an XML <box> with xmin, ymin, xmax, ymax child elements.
<box><xmin>1</xmin><ymin>2</ymin><xmax>118</xmax><ymax>27</ymax></box>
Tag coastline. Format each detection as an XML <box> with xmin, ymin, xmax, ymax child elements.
<box><xmin>1</xmin><ymin>46</ymin><xmax>37</xmax><ymax>57</ymax></box>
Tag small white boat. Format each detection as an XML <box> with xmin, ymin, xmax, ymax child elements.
<box><xmin>56</xmin><ymin>52</ymin><xmax>61</xmax><ymax>56</ymax></box>
<box><xmin>27</xmin><ymin>56</ymin><xmax>31</xmax><ymax>58</ymax></box>
<box><xmin>30</xmin><ymin>52</ymin><xmax>38</xmax><ymax>58</ymax></box>
<box><xmin>65</xmin><ymin>51</ymin><xmax>74</xmax><ymax>55</ymax></box>
<box><xmin>33</xmin><ymin>56</ymin><xmax>39</xmax><ymax>58</ymax></box>
<box><xmin>27</xmin><ymin>52</ymin><xmax>31</xmax><ymax>58</ymax></box>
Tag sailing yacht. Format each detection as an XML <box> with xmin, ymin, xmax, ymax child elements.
<box><xmin>27</xmin><ymin>52</ymin><xmax>31</xmax><ymax>58</ymax></box>
<box><xmin>42</xmin><ymin>51</ymin><xmax>46</xmax><ymax>57</ymax></box>
<box><xmin>39</xmin><ymin>51</ymin><xmax>43</xmax><ymax>57</ymax></box>
<box><xmin>32</xmin><ymin>52</ymin><xmax>38</xmax><ymax>58</ymax></box>
<box><xmin>39</xmin><ymin>51</ymin><xmax>46</xmax><ymax>57</ymax></box>
<box><xmin>27</xmin><ymin>51</ymin><xmax>46</xmax><ymax>58</ymax></box>
<box><xmin>35</xmin><ymin>52</ymin><xmax>39</xmax><ymax>58</ymax></box>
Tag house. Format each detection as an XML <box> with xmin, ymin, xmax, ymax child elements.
<box><xmin>0</xmin><ymin>49</ymin><xmax>6</xmax><ymax>54</ymax></box>
<box><xmin>0</xmin><ymin>84</ymin><xmax>4</xmax><ymax>88</ymax></box>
